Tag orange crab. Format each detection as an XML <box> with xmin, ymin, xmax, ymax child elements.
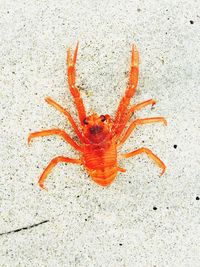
<box><xmin>28</xmin><ymin>43</ymin><xmax>167</xmax><ymax>190</ymax></box>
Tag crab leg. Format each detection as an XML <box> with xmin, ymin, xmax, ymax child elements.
<box><xmin>28</xmin><ymin>129</ymin><xmax>83</xmax><ymax>152</ymax></box>
<box><xmin>114</xmin><ymin>45</ymin><xmax>139</xmax><ymax>128</ymax></box>
<box><xmin>45</xmin><ymin>97</ymin><xmax>84</xmax><ymax>142</ymax></box>
<box><xmin>122</xmin><ymin>147</ymin><xmax>166</xmax><ymax>176</ymax></box>
<box><xmin>115</xmin><ymin>99</ymin><xmax>156</xmax><ymax>137</ymax></box>
<box><xmin>118</xmin><ymin>117</ymin><xmax>167</xmax><ymax>146</ymax></box>
<box><xmin>67</xmin><ymin>42</ymin><xmax>86</xmax><ymax>126</ymax></box>
<box><xmin>128</xmin><ymin>99</ymin><xmax>156</xmax><ymax>114</ymax></box>
<box><xmin>38</xmin><ymin>156</ymin><xmax>82</xmax><ymax>190</ymax></box>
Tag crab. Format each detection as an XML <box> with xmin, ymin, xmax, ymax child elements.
<box><xmin>28</xmin><ymin>43</ymin><xmax>167</xmax><ymax>190</ymax></box>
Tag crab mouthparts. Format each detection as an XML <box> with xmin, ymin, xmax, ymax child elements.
<box><xmin>89</xmin><ymin>125</ymin><xmax>103</xmax><ymax>135</ymax></box>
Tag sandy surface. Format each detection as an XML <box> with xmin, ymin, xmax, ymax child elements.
<box><xmin>0</xmin><ymin>0</ymin><xmax>200</xmax><ymax>266</ymax></box>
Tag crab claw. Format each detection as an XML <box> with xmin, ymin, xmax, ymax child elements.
<box><xmin>67</xmin><ymin>41</ymin><xmax>79</xmax><ymax>67</ymax></box>
<box><xmin>67</xmin><ymin>42</ymin><xmax>79</xmax><ymax>87</ymax></box>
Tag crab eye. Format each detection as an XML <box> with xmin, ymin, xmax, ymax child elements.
<box><xmin>100</xmin><ymin>115</ymin><xmax>106</xmax><ymax>122</ymax></box>
<box><xmin>83</xmin><ymin>118</ymin><xmax>89</xmax><ymax>125</ymax></box>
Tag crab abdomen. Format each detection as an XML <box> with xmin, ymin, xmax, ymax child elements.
<box><xmin>82</xmin><ymin>141</ymin><xmax>118</xmax><ymax>186</ymax></box>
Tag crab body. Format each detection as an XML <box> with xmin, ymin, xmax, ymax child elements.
<box><xmin>83</xmin><ymin>139</ymin><xmax>117</xmax><ymax>186</ymax></box>
<box><xmin>28</xmin><ymin>43</ymin><xmax>167</xmax><ymax>190</ymax></box>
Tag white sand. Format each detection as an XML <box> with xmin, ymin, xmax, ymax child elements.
<box><xmin>0</xmin><ymin>0</ymin><xmax>200</xmax><ymax>266</ymax></box>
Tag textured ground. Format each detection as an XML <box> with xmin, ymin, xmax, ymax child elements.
<box><xmin>0</xmin><ymin>0</ymin><xmax>200</xmax><ymax>266</ymax></box>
